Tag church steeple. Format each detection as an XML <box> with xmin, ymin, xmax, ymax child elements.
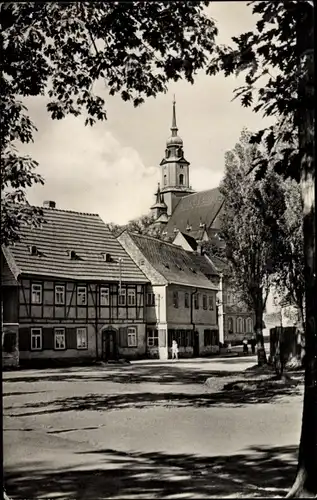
<box><xmin>152</xmin><ymin>97</ymin><xmax>194</xmax><ymax>218</ymax></box>
<box><xmin>171</xmin><ymin>95</ymin><xmax>178</xmax><ymax>136</ymax></box>
<box><xmin>150</xmin><ymin>182</ymin><xmax>167</xmax><ymax>220</ymax></box>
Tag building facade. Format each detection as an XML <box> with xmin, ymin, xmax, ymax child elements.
<box><xmin>2</xmin><ymin>204</ymin><xmax>149</xmax><ymax>368</ymax></box>
<box><xmin>118</xmin><ymin>231</ymin><xmax>219</xmax><ymax>359</ymax></box>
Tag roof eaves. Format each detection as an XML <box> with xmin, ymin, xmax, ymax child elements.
<box><xmin>167</xmin><ymin>280</ymin><xmax>219</xmax><ymax>291</ymax></box>
<box><xmin>1</xmin><ymin>245</ymin><xmax>21</xmax><ymax>280</ymax></box>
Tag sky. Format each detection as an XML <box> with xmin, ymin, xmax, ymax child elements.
<box><xmin>23</xmin><ymin>1</ymin><xmax>271</xmax><ymax>225</ymax></box>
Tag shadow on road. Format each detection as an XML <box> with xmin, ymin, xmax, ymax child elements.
<box><xmin>4</xmin><ymin>444</ymin><xmax>298</xmax><ymax>499</ymax></box>
<box><xmin>3</xmin><ymin>365</ymin><xmax>244</xmax><ymax>385</ymax></box>
<box><xmin>5</xmin><ymin>378</ymin><xmax>302</xmax><ymax>417</ymax></box>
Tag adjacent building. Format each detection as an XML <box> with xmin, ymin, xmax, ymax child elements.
<box><xmin>1</xmin><ymin>202</ymin><xmax>149</xmax><ymax>367</ymax></box>
<box><xmin>117</xmin><ymin>231</ymin><xmax>220</xmax><ymax>359</ymax></box>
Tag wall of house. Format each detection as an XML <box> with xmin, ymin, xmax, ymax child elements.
<box><xmin>15</xmin><ymin>277</ymin><xmax>147</xmax><ymax>365</ymax></box>
<box><xmin>166</xmin><ymin>284</ymin><xmax>218</xmax><ymax>358</ymax></box>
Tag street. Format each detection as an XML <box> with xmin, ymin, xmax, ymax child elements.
<box><xmin>3</xmin><ymin>356</ymin><xmax>303</xmax><ymax>499</ymax></box>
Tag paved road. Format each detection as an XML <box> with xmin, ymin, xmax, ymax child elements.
<box><xmin>3</xmin><ymin>357</ymin><xmax>303</xmax><ymax>499</ymax></box>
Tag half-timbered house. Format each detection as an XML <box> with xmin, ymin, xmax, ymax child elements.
<box><xmin>1</xmin><ymin>202</ymin><xmax>149</xmax><ymax>367</ymax></box>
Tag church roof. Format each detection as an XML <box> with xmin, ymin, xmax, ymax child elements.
<box><xmin>121</xmin><ymin>232</ymin><xmax>218</xmax><ymax>290</ymax></box>
<box><xmin>164</xmin><ymin>187</ymin><xmax>224</xmax><ymax>238</ymax></box>
<box><xmin>2</xmin><ymin>206</ymin><xmax>148</xmax><ymax>282</ymax></box>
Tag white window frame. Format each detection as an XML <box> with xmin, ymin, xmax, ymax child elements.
<box><xmin>100</xmin><ymin>287</ymin><xmax>110</xmax><ymax>306</ymax></box>
<box><xmin>228</xmin><ymin>317</ymin><xmax>234</xmax><ymax>333</ymax></box>
<box><xmin>247</xmin><ymin>317</ymin><xmax>253</xmax><ymax>333</ymax></box>
<box><xmin>173</xmin><ymin>291</ymin><xmax>179</xmax><ymax>308</ymax></box>
<box><xmin>76</xmin><ymin>327</ymin><xmax>88</xmax><ymax>349</ymax></box>
<box><xmin>54</xmin><ymin>328</ymin><xmax>66</xmax><ymax>350</ymax></box>
<box><xmin>209</xmin><ymin>295</ymin><xmax>214</xmax><ymax>310</ymax></box>
<box><xmin>127</xmin><ymin>288</ymin><xmax>136</xmax><ymax>306</ymax></box>
<box><xmin>203</xmin><ymin>294</ymin><xmax>207</xmax><ymax>310</ymax></box>
<box><xmin>237</xmin><ymin>317</ymin><xmax>243</xmax><ymax>333</ymax></box>
<box><xmin>31</xmin><ymin>328</ymin><xmax>42</xmax><ymax>350</ymax></box>
<box><xmin>147</xmin><ymin>329</ymin><xmax>159</xmax><ymax>347</ymax></box>
<box><xmin>55</xmin><ymin>285</ymin><xmax>65</xmax><ymax>305</ymax></box>
<box><xmin>127</xmin><ymin>326</ymin><xmax>137</xmax><ymax>347</ymax></box>
<box><xmin>31</xmin><ymin>284</ymin><xmax>42</xmax><ymax>304</ymax></box>
<box><xmin>77</xmin><ymin>286</ymin><xmax>87</xmax><ymax>306</ymax></box>
<box><xmin>118</xmin><ymin>288</ymin><xmax>126</xmax><ymax>306</ymax></box>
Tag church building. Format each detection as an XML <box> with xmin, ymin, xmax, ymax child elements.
<box><xmin>150</xmin><ymin>99</ymin><xmax>256</xmax><ymax>346</ymax></box>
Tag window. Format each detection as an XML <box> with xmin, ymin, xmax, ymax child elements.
<box><xmin>194</xmin><ymin>293</ymin><xmax>199</xmax><ymax>309</ymax></box>
<box><xmin>118</xmin><ymin>288</ymin><xmax>126</xmax><ymax>306</ymax></box>
<box><xmin>209</xmin><ymin>295</ymin><xmax>214</xmax><ymax>310</ymax></box>
<box><xmin>203</xmin><ymin>294</ymin><xmax>207</xmax><ymax>310</ymax></box>
<box><xmin>127</xmin><ymin>327</ymin><xmax>137</xmax><ymax>347</ymax></box>
<box><xmin>184</xmin><ymin>293</ymin><xmax>189</xmax><ymax>308</ymax></box>
<box><xmin>100</xmin><ymin>287</ymin><xmax>110</xmax><ymax>306</ymax></box>
<box><xmin>237</xmin><ymin>317</ymin><xmax>243</xmax><ymax>333</ymax></box>
<box><xmin>228</xmin><ymin>317</ymin><xmax>234</xmax><ymax>333</ymax></box>
<box><xmin>77</xmin><ymin>327</ymin><xmax>88</xmax><ymax>349</ymax></box>
<box><xmin>55</xmin><ymin>285</ymin><xmax>65</xmax><ymax>305</ymax></box>
<box><xmin>31</xmin><ymin>328</ymin><xmax>42</xmax><ymax>350</ymax></box>
<box><xmin>54</xmin><ymin>328</ymin><xmax>66</xmax><ymax>350</ymax></box>
<box><xmin>31</xmin><ymin>284</ymin><xmax>42</xmax><ymax>304</ymax></box>
<box><xmin>204</xmin><ymin>329</ymin><xmax>218</xmax><ymax>346</ymax></box>
<box><xmin>164</xmin><ymin>174</ymin><xmax>167</xmax><ymax>186</ymax></box>
<box><xmin>147</xmin><ymin>328</ymin><xmax>158</xmax><ymax>347</ymax></box>
<box><xmin>127</xmin><ymin>289</ymin><xmax>136</xmax><ymax>306</ymax></box>
<box><xmin>173</xmin><ymin>291</ymin><xmax>179</xmax><ymax>308</ymax></box>
<box><xmin>77</xmin><ymin>286</ymin><xmax>87</xmax><ymax>306</ymax></box>
<box><xmin>247</xmin><ymin>317</ymin><xmax>253</xmax><ymax>333</ymax></box>
<box><xmin>179</xmin><ymin>174</ymin><xmax>184</xmax><ymax>185</ymax></box>
<box><xmin>227</xmin><ymin>291</ymin><xmax>234</xmax><ymax>305</ymax></box>
<box><xmin>147</xmin><ymin>293</ymin><xmax>155</xmax><ymax>306</ymax></box>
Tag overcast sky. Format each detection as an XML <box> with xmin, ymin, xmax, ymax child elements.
<box><xmin>23</xmin><ymin>2</ymin><xmax>271</xmax><ymax>225</ymax></box>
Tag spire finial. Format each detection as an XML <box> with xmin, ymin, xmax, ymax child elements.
<box><xmin>171</xmin><ymin>95</ymin><xmax>177</xmax><ymax>136</ymax></box>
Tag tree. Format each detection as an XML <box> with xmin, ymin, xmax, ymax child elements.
<box><xmin>108</xmin><ymin>213</ymin><xmax>164</xmax><ymax>239</ymax></box>
<box><xmin>208</xmin><ymin>1</ymin><xmax>316</xmax><ymax>495</ymax></box>
<box><xmin>1</xmin><ymin>1</ymin><xmax>217</xmax><ymax>245</ymax></box>
<box><xmin>220</xmin><ymin>128</ymin><xmax>286</xmax><ymax>366</ymax></box>
<box><xmin>272</xmin><ymin>179</ymin><xmax>305</xmax><ymax>334</ymax></box>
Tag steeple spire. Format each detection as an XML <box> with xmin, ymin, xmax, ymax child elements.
<box><xmin>171</xmin><ymin>95</ymin><xmax>178</xmax><ymax>137</ymax></box>
<box><xmin>155</xmin><ymin>182</ymin><xmax>161</xmax><ymax>204</ymax></box>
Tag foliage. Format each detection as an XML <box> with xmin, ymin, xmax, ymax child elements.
<box><xmin>219</xmin><ymin>128</ymin><xmax>286</xmax><ymax>338</ymax></box>
<box><xmin>1</xmin><ymin>1</ymin><xmax>217</xmax><ymax>245</ymax></box>
<box><xmin>207</xmin><ymin>0</ymin><xmax>313</xmax><ymax>181</ymax></box>
<box><xmin>272</xmin><ymin>180</ymin><xmax>305</xmax><ymax>329</ymax></box>
<box><xmin>108</xmin><ymin>213</ymin><xmax>164</xmax><ymax>240</ymax></box>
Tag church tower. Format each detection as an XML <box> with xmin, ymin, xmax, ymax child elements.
<box><xmin>159</xmin><ymin>97</ymin><xmax>195</xmax><ymax>216</ymax></box>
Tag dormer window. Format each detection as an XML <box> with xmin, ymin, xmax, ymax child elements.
<box><xmin>29</xmin><ymin>245</ymin><xmax>38</xmax><ymax>256</ymax></box>
<box><xmin>67</xmin><ymin>250</ymin><xmax>80</xmax><ymax>260</ymax></box>
<box><xmin>104</xmin><ymin>253</ymin><xmax>112</xmax><ymax>262</ymax></box>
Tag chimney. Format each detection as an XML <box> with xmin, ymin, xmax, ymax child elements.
<box><xmin>43</xmin><ymin>200</ymin><xmax>56</xmax><ymax>209</ymax></box>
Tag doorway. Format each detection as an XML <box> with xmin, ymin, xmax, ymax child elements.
<box><xmin>193</xmin><ymin>330</ymin><xmax>200</xmax><ymax>357</ymax></box>
<box><xmin>102</xmin><ymin>330</ymin><xmax>117</xmax><ymax>360</ymax></box>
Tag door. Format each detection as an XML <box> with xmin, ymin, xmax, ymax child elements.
<box><xmin>102</xmin><ymin>330</ymin><xmax>117</xmax><ymax>360</ymax></box>
<box><xmin>193</xmin><ymin>330</ymin><xmax>200</xmax><ymax>357</ymax></box>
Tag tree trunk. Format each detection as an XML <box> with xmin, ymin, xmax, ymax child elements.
<box><xmin>287</xmin><ymin>3</ymin><xmax>317</xmax><ymax>497</ymax></box>
<box><xmin>255</xmin><ymin>293</ymin><xmax>267</xmax><ymax>366</ymax></box>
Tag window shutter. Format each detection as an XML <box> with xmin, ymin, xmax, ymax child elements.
<box><xmin>119</xmin><ymin>327</ymin><xmax>128</xmax><ymax>347</ymax></box>
<box><xmin>67</xmin><ymin>328</ymin><xmax>77</xmax><ymax>349</ymax></box>
<box><xmin>42</xmin><ymin>328</ymin><xmax>54</xmax><ymax>350</ymax></box>
<box><xmin>19</xmin><ymin>327</ymin><xmax>31</xmax><ymax>351</ymax></box>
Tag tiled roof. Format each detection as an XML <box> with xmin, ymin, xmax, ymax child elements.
<box><xmin>208</xmin><ymin>255</ymin><xmax>229</xmax><ymax>273</ymax></box>
<box><xmin>165</xmin><ymin>188</ymin><xmax>224</xmax><ymax>238</ymax></box>
<box><xmin>126</xmin><ymin>232</ymin><xmax>218</xmax><ymax>290</ymax></box>
<box><xmin>3</xmin><ymin>207</ymin><xmax>148</xmax><ymax>283</ymax></box>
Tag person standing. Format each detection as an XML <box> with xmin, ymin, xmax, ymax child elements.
<box><xmin>250</xmin><ymin>335</ymin><xmax>256</xmax><ymax>355</ymax></box>
<box><xmin>243</xmin><ymin>337</ymin><xmax>249</xmax><ymax>355</ymax></box>
<box><xmin>172</xmin><ymin>340</ymin><xmax>179</xmax><ymax>361</ymax></box>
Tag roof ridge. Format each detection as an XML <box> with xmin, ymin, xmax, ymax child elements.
<box><xmin>41</xmin><ymin>207</ymin><xmax>100</xmax><ymax>217</ymax></box>
<box><xmin>128</xmin><ymin>231</ymin><xmax>184</xmax><ymax>250</ymax></box>
<box><xmin>182</xmin><ymin>187</ymin><xmax>221</xmax><ymax>199</ymax></box>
